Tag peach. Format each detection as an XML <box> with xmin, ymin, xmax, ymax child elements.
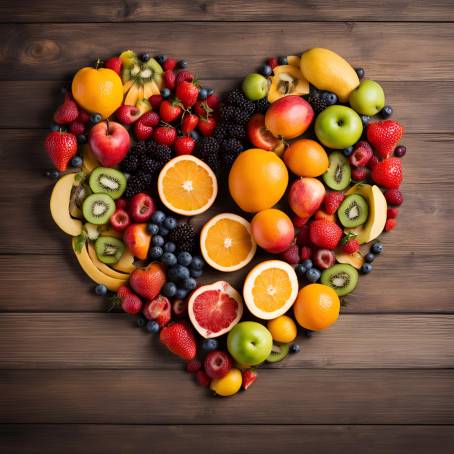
<box><xmin>265</xmin><ymin>95</ymin><xmax>314</xmax><ymax>139</ymax></box>
<box><xmin>289</xmin><ymin>178</ymin><xmax>325</xmax><ymax>219</ymax></box>
<box><xmin>123</xmin><ymin>223</ymin><xmax>151</xmax><ymax>260</ymax></box>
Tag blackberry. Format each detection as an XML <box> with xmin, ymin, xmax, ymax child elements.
<box><xmin>132</xmin><ymin>141</ymin><xmax>148</xmax><ymax>156</ymax></box>
<box><xmin>221</xmin><ymin>138</ymin><xmax>243</xmax><ymax>155</ymax></box>
<box><xmin>141</xmin><ymin>157</ymin><xmax>162</xmax><ymax>175</ymax></box>
<box><xmin>224</xmin><ymin>88</ymin><xmax>255</xmax><ymax>113</ymax></box>
<box><xmin>223</xmin><ymin>149</ymin><xmax>242</xmax><ymax>168</ymax></box>
<box><xmin>254</xmin><ymin>98</ymin><xmax>270</xmax><ymax>114</ymax></box>
<box><xmin>308</xmin><ymin>92</ymin><xmax>329</xmax><ymax>114</ymax></box>
<box><xmin>168</xmin><ymin>224</ymin><xmax>197</xmax><ymax>253</ymax></box>
<box><xmin>228</xmin><ymin>123</ymin><xmax>246</xmax><ymax>139</ymax></box>
<box><xmin>197</xmin><ymin>137</ymin><xmax>220</xmax><ymax>159</ymax></box>
<box><xmin>202</xmin><ymin>152</ymin><xmax>220</xmax><ymax>174</ymax></box>
<box><xmin>213</xmin><ymin>122</ymin><xmax>229</xmax><ymax>140</ymax></box>
<box><xmin>231</xmin><ymin>106</ymin><xmax>252</xmax><ymax>124</ymax></box>
<box><xmin>120</xmin><ymin>152</ymin><xmax>139</xmax><ymax>173</ymax></box>
<box><xmin>124</xmin><ymin>173</ymin><xmax>148</xmax><ymax>198</ymax></box>
<box><xmin>219</xmin><ymin>105</ymin><xmax>235</xmax><ymax>122</ymax></box>
<box><xmin>149</xmin><ymin>142</ymin><xmax>172</xmax><ymax>162</ymax></box>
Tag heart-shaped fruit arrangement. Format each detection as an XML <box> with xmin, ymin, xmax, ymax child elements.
<box><xmin>45</xmin><ymin>49</ymin><xmax>405</xmax><ymax>397</ymax></box>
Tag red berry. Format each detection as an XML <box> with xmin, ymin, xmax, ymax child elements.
<box><xmin>143</xmin><ymin>295</ymin><xmax>171</xmax><ymax>328</ymax></box>
<box><xmin>163</xmin><ymin>70</ymin><xmax>176</xmax><ymax>90</ymax></box>
<box><xmin>204</xmin><ymin>350</ymin><xmax>233</xmax><ymax>379</ymax></box>
<box><xmin>121</xmin><ymin>293</ymin><xmax>143</xmax><ymax>315</ymax></box>
<box><xmin>323</xmin><ymin>192</ymin><xmax>345</xmax><ymax>215</ymax></box>
<box><xmin>134</xmin><ymin>121</ymin><xmax>153</xmax><ymax>141</ymax></box>
<box><xmin>149</xmin><ymin>94</ymin><xmax>163</xmax><ymax>110</ymax></box>
<box><xmin>153</xmin><ymin>126</ymin><xmax>177</xmax><ymax>146</ymax></box>
<box><xmin>54</xmin><ymin>94</ymin><xmax>79</xmax><ymax>124</ymax></box>
<box><xmin>44</xmin><ymin>131</ymin><xmax>77</xmax><ymax>171</ymax></box>
<box><xmin>109</xmin><ymin>208</ymin><xmax>131</xmax><ymax>232</ymax></box>
<box><xmin>175</xmin><ymin>70</ymin><xmax>194</xmax><ymax>85</ymax></box>
<box><xmin>159</xmin><ymin>100</ymin><xmax>183</xmax><ymax>123</ymax></box>
<box><xmin>77</xmin><ymin>108</ymin><xmax>91</xmax><ymax>124</ymax></box>
<box><xmin>387</xmin><ymin>207</ymin><xmax>398</xmax><ymax>219</ymax></box>
<box><xmin>174</xmin><ymin>136</ymin><xmax>196</xmax><ymax>156</ymax></box>
<box><xmin>160</xmin><ymin>322</ymin><xmax>197</xmax><ymax>361</ymax></box>
<box><xmin>116</xmin><ymin>105</ymin><xmax>142</xmax><ymax>125</ymax></box>
<box><xmin>349</xmin><ymin>141</ymin><xmax>373</xmax><ymax>167</ymax></box>
<box><xmin>186</xmin><ymin>358</ymin><xmax>202</xmax><ymax>373</ymax></box>
<box><xmin>351</xmin><ymin>166</ymin><xmax>369</xmax><ymax>182</ymax></box>
<box><xmin>280</xmin><ymin>243</ymin><xmax>300</xmax><ymax>265</ymax></box>
<box><xmin>163</xmin><ymin>58</ymin><xmax>177</xmax><ymax>71</ymax></box>
<box><xmin>242</xmin><ymin>369</ymin><xmax>257</xmax><ymax>390</ymax></box>
<box><xmin>371</xmin><ymin>157</ymin><xmax>403</xmax><ymax>189</ymax></box>
<box><xmin>128</xmin><ymin>193</ymin><xmax>156</xmax><ymax>223</ymax></box>
<box><xmin>313</xmin><ymin>249</ymin><xmax>335</xmax><ymax>269</ymax></box>
<box><xmin>267</xmin><ymin>57</ymin><xmax>278</xmax><ymax>69</ymax></box>
<box><xmin>367</xmin><ymin>120</ymin><xmax>404</xmax><ymax>159</ymax></box>
<box><xmin>115</xmin><ymin>197</ymin><xmax>128</xmax><ymax>210</ymax></box>
<box><xmin>384</xmin><ymin>188</ymin><xmax>403</xmax><ymax>206</ymax></box>
<box><xmin>181</xmin><ymin>113</ymin><xmax>199</xmax><ymax>134</ymax></box>
<box><xmin>296</xmin><ymin>224</ymin><xmax>311</xmax><ymax>247</ymax></box>
<box><xmin>172</xmin><ymin>299</ymin><xmax>188</xmax><ymax>318</ymax></box>
<box><xmin>385</xmin><ymin>218</ymin><xmax>397</xmax><ymax>232</ymax></box>
<box><xmin>176</xmin><ymin>81</ymin><xmax>199</xmax><ymax>108</ymax></box>
<box><xmin>309</xmin><ymin>220</ymin><xmax>343</xmax><ymax>250</ymax></box>
<box><xmin>206</xmin><ymin>94</ymin><xmax>221</xmax><ymax>110</ymax></box>
<box><xmin>195</xmin><ymin>370</ymin><xmax>210</xmax><ymax>387</ymax></box>
<box><xmin>198</xmin><ymin>116</ymin><xmax>216</xmax><ymax>136</ymax></box>
<box><xmin>293</xmin><ymin>216</ymin><xmax>308</xmax><ymax>228</ymax></box>
<box><xmin>367</xmin><ymin>154</ymin><xmax>379</xmax><ymax>170</ymax></box>
<box><xmin>300</xmin><ymin>246</ymin><xmax>313</xmax><ymax>261</ymax></box>
<box><xmin>104</xmin><ymin>56</ymin><xmax>122</xmax><ymax>75</ymax></box>
<box><xmin>69</xmin><ymin>120</ymin><xmax>85</xmax><ymax>136</ymax></box>
<box><xmin>342</xmin><ymin>237</ymin><xmax>360</xmax><ymax>254</ymax></box>
<box><xmin>117</xmin><ymin>284</ymin><xmax>132</xmax><ymax>298</ymax></box>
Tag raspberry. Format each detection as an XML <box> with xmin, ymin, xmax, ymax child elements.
<box><xmin>387</xmin><ymin>207</ymin><xmax>399</xmax><ymax>219</ymax></box>
<box><xmin>351</xmin><ymin>166</ymin><xmax>370</xmax><ymax>182</ymax></box>
<box><xmin>185</xmin><ymin>359</ymin><xmax>202</xmax><ymax>374</ymax></box>
<box><xmin>195</xmin><ymin>370</ymin><xmax>210</xmax><ymax>387</ymax></box>
<box><xmin>300</xmin><ymin>246</ymin><xmax>313</xmax><ymax>261</ymax></box>
<box><xmin>385</xmin><ymin>218</ymin><xmax>397</xmax><ymax>232</ymax></box>
<box><xmin>280</xmin><ymin>244</ymin><xmax>300</xmax><ymax>265</ymax></box>
<box><xmin>384</xmin><ymin>189</ymin><xmax>403</xmax><ymax>206</ymax></box>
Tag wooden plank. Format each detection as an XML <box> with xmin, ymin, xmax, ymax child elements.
<box><xmin>0</xmin><ymin>314</ymin><xmax>453</xmax><ymax>369</ymax></box>
<box><xmin>1</xmin><ymin>23</ymin><xmax>454</xmax><ymax>81</ymax></box>
<box><xmin>0</xmin><ymin>369</ymin><xmax>453</xmax><ymax>424</ymax></box>
<box><xmin>4</xmin><ymin>0</ymin><xmax>454</xmax><ymax>22</ymax></box>
<box><xmin>1</xmin><ymin>424</ymin><xmax>454</xmax><ymax>454</ymax></box>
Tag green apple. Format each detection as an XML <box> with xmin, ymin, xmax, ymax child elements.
<box><xmin>315</xmin><ymin>105</ymin><xmax>363</xmax><ymax>149</ymax></box>
<box><xmin>242</xmin><ymin>73</ymin><xmax>268</xmax><ymax>101</ymax></box>
<box><xmin>349</xmin><ymin>80</ymin><xmax>385</xmax><ymax>116</ymax></box>
<box><xmin>227</xmin><ymin>321</ymin><xmax>273</xmax><ymax>366</ymax></box>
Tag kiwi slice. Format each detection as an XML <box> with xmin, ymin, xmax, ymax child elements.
<box><xmin>266</xmin><ymin>342</ymin><xmax>289</xmax><ymax>363</ymax></box>
<box><xmin>338</xmin><ymin>194</ymin><xmax>369</xmax><ymax>228</ymax></box>
<box><xmin>323</xmin><ymin>151</ymin><xmax>351</xmax><ymax>190</ymax></box>
<box><xmin>84</xmin><ymin>223</ymin><xmax>100</xmax><ymax>241</ymax></box>
<box><xmin>95</xmin><ymin>236</ymin><xmax>125</xmax><ymax>265</ymax></box>
<box><xmin>321</xmin><ymin>264</ymin><xmax>358</xmax><ymax>296</ymax></box>
<box><xmin>89</xmin><ymin>167</ymin><xmax>126</xmax><ymax>200</ymax></box>
<box><xmin>82</xmin><ymin>193</ymin><xmax>115</xmax><ymax>225</ymax></box>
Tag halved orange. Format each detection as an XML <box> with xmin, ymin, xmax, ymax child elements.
<box><xmin>200</xmin><ymin>213</ymin><xmax>256</xmax><ymax>272</ymax></box>
<box><xmin>243</xmin><ymin>260</ymin><xmax>298</xmax><ymax>320</ymax></box>
<box><xmin>158</xmin><ymin>155</ymin><xmax>218</xmax><ymax>216</ymax></box>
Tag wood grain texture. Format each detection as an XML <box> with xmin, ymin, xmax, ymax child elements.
<box><xmin>1</xmin><ymin>424</ymin><xmax>454</xmax><ymax>454</ymax></box>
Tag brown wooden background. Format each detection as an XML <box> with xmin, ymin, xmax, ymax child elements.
<box><xmin>1</xmin><ymin>1</ymin><xmax>454</xmax><ymax>452</ymax></box>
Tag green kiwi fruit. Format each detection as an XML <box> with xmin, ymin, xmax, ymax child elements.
<box><xmin>82</xmin><ymin>193</ymin><xmax>115</xmax><ymax>225</ymax></box>
<box><xmin>338</xmin><ymin>194</ymin><xmax>369</xmax><ymax>228</ymax></box>
<box><xmin>323</xmin><ymin>151</ymin><xmax>351</xmax><ymax>190</ymax></box>
<box><xmin>266</xmin><ymin>342</ymin><xmax>289</xmax><ymax>363</ymax></box>
<box><xmin>89</xmin><ymin>167</ymin><xmax>126</xmax><ymax>200</ymax></box>
<box><xmin>321</xmin><ymin>264</ymin><xmax>358</xmax><ymax>296</ymax></box>
<box><xmin>95</xmin><ymin>236</ymin><xmax>125</xmax><ymax>265</ymax></box>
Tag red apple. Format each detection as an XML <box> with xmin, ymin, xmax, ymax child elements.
<box><xmin>110</xmin><ymin>208</ymin><xmax>131</xmax><ymax>232</ymax></box>
<box><xmin>89</xmin><ymin>120</ymin><xmax>130</xmax><ymax>167</ymax></box>
<box><xmin>265</xmin><ymin>95</ymin><xmax>314</xmax><ymax>139</ymax></box>
<box><xmin>288</xmin><ymin>177</ymin><xmax>325</xmax><ymax>219</ymax></box>
<box><xmin>247</xmin><ymin>113</ymin><xmax>282</xmax><ymax>151</ymax></box>
<box><xmin>123</xmin><ymin>223</ymin><xmax>151</xmax><ymax>260</ymax></box>
<box><xmin>128</xmin><ymin>193</ymin><xmax>156</xmax><ymax>223</ymax></box>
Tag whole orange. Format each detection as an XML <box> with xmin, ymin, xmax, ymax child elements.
<box><xmin>228</xmin><ymin>148</ymin><xmax>288</xmax><ymax>213</ymax></box>
<box><xmin>283</xmin><ymin>139</ymin><xmax>329</xmax><ymax>177</ymax></box>
<box><xmin>72</xmin><ymin>67</ymin><xmax>123</xmax><ymax>119</ymax></box>
<box><xmin>293</xmin><ymin>283</ymin><xmax>340</xmax><ymax>331</ymax></box>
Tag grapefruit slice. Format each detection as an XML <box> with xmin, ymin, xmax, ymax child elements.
<box><xmin>188</xmin><ymin>281</ymin><xmax>243</xmax><ymax>338</ymax></box>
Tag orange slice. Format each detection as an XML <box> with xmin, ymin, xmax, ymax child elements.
<box><xmin>200</xmin><ymin>213</ymin><xmax>256</xmax><ymax>272</ymax></box>
<box><xmin>243</xmin><ymin>260</ymin><xmax>298</xmax><ymax>320</ymax></box>
<box><xmin>158</xmin><ymin>155</ymin><xmax>217</xmax><ymax>216</ymax></box>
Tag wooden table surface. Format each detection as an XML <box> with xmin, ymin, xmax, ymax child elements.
<box><xmin>1</xmin><ymin>1</ymin><xmax>454</xmax><ymax>452</ymax></box>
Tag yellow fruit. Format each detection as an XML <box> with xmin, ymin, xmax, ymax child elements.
<box><xmin>301</xmin><ymin>48</ymin><xmax>360</xmax><ymax>102</ymax></box>
<box><xmin>267</xmin><ymin>315</ymin><xmax>297</xmax><ymax>343</ymax></box>
<box><xmin>112</xmin><ymin>250</ymin><xmax>136</xmax><ymax>274</ymax></box>
<box><xmin>87</xmin><ymin>242</ymin><xmax>130</xmax><ymax>279</ymax></box>
<box><xmin>50</xmin><ymin>173</ymin><xmax>83</xmax><ymax>236</ymax></box>
<box><xmin>335</xmin><ymin>250</ymin><xmax>365</xmax><ymax>270</ymax></box>
<box><xmin>228</xmin><ymin>148</ymin><xmax>288</xmax><ymax>213</ymax></box>
<box><xmin>200</xmin><ymin>213</ymin><xmax>256</xmax><ymax>272</ymax></box>
<box><xmin>72</xmin><ymin>67</ymin><xmax>123</xmax><ymax>119</ymax></box>
<box><xmin>243</xmin><ymin>260</ymin><xmax>298</xmax><ymax>320</ymax></box>
<box><xmin>210</xmin><ymin>368</ymin><xmax>242</xmax><ymax>397</ymax></box>
<box><xmin>158</xmin><ymin>155</ymin><xmax>218</xmax><ymax>216</ymax></box>
<box><xmin>81</xmin><ymin>145</ymin><xmax>99</xmax><ymax>173</ymax></box>
<box><xmin>287</xmin><ymin>55</ymin><xmax>301</xmax><ymax>67</ymax></box>
<box><xmin>268</xmin><ymin>65</ymin><xmax>309</xmax><ymax>103</ymax></box>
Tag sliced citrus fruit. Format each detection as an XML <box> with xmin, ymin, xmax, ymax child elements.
<box><xmin>200</xmin><ymin>213</ymin><xmax>256</xmax><ymax>272</ymax></box>
<box><xmin>157</xmin><ymin>155</ymin><xmax>217</xmax><ymax>216</ymax></box>
<box><xmin>243</xmin><ymin>260</ymin><xmax>298</xmax><ymax>320</ymax></box>
<box><xmin>188</xmin><ymin>281</ymin><xmax>243</xmax><ymax>338</ymax></box>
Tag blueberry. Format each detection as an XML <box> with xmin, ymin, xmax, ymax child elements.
<box><xmin>176</xmin><ymin>288</ymin><xmax>188</xmax><ymax>299</ymax></box>
<box><xmin>295</xmin><ymin>263</ymin><xmax>307</xmax><ymax>278</ymax></box>
<box><xmin>371</xmin><ymin>242</ymin><xmax>383</xmax><ymax>254</ymax></box>
<box><xmin>136</xmin><ymin>315</ymin><xmax>146</xmax><ymax>328</ymax></box>
<box><xmin>260</xmin><ymin>64</ymin><xmax>273</xmax><ymax>76</ymax></box>
<box><xmin>158</xmin><ymin>226</ymin><xmax>169</xmax><ymax>237</ymax></box>
<box><xmin>322</xmin><ymin>91</ymin><xmax>338</xmax><ymax>105</ymax></box>
<box><xmin>381</xmin><ymin>105</ymin><xmax>393</xmax><ymax>119</ymax></box>
<box><xmin>306</xmin><ymin>268</ymin><xmax>321</xmax><ymax>282</ymax></box>
<box><xmin>156</xmin><ymin>55</ymin><xmax>167</xmax><ymax>64</ymax></box>
<box><xmin>177</xmin><ymin>252</ymin><xmax>192</xmax><ymax>266</ymax></box>
<box><xmin>177</xmin><ymin>59</ymin><xmax>188</xmax><ymax>69</ymax></box>
<box><xmin>290</xmin><ymin>343</ymin><xmax>301</xmax><ymax>353</ymax></box>
<box><xmin>191</xmin><ymin>256</ymin><xmax>204</xmax><ymax>270</ymax></box>
<box><xmin>152</xmin><ymin>235</ymin><xmax>165</xmax><ymax>247</ymax></box>
<box><xmin>394</xmin><ymin>145</ymin><xmax>407</xmax><ymax>157</ymax></box>
<box><xmin>365</xmin><ymin>252</ymin><xmax>375</xmax><ymax>263</ymax></box>
<box><xmin>149</xmin><ymin>246</ymin><xmax>163</xmax><ymax>259</ymax></box>
<box><xmin>71</xmin><ymin>156</ymin><xmax>83</xmax><ymax>167</ymax></box>
<box><xmin>161</xmin><ymin>252</ymin><xmax>177</xmax><ymax>266</ymax></box>
<box><xmin>277</xmin><ymin>56</ymin><xmax>288</xmax><ymax>65</ymax></box>
<box><xmin>361</xmin><ymin>263</ymin><xmax>373</xmax><ymax>274</ymax></box>
<box><xmin>141</xmin><ymin>53</ymin><xmax>150</xmax><ymax>62</ymax></box>
<box><xmin>301</xmin><ymin>259</ymin><xmax>313</xmax><ymax>270</ymax></box>
<box><xmin>146</xmin><ymin>320</ymin><xmax>160</xmax><ymax>333</ymax></box>
<box><xmin>183</xmin><ymin>278</ymin><xmax>197</xmax><ymax>290</ymax></box>
<box><xmin>167</xmin><ymin>266</ymin><xmax>179</xmax><ymax>282</ymax></box>
<box><xmin>163</xmin><ymin>241</ymin><xmax>176</xmax><ymax>253</ymax></box>
<box><xmin>47</xmin><ymin>169</ymin><xmax>60</xmax><ymax>179</ymax></box>
<box><xmin>198</xmin><ymin>88</ymin><xmax>208</xmax><ymax>100</ymax></box>
<box><xmin>50</xmin><ymin>122</ymin><xmax>60</xmax><ymax>132</ymax></box>
<box><xmin>163</xmin><ymin>217</ymin><xmax>177</xmax><ymax>230</ymax></box>
<box><xmin>161</xmin><ymin>88</ymin><xmax>171</xmax><ymax>98</ymax></box>
<box><xmin>304</xmin><ymin>329</ymin><xmax>313</xmax><ymax>337</ymax></box>
<box><xmin>147</xmin><ymin>223</ymin><xmax>160</xmax><ymax>235</ymax></box>
<box><xmin>163</xmin><ymin>282</ymin><xmax>177</xmax><ymax>297</ymax></box>
<box><xmin>77</xmin><ymin>134</ymin><xmax>87</xmax><ymax>144</ymax></box>
<box><xmin>151</xmin><ymin>210</ymin><xmax>166</xmax><ymax>224</ymax></box>
<box><xmin>190</xmin><ymin>268</ymin><xmax>203</xmax><ymax>278</ymax></box>
<box><xmin>343</xmin><ymin>146</ymin><xmax>354</xmax><ymax>157</ymax></box>
<box><xmin>355</xmin><ymin>67</ymin><xmax>365</xmax><ymax>79</ymax></box>
<box><xmin>202</xmin><ymin>338</ymin><xmax>218</xmax><ymax>351</ymax></box>
<box><xmin>176</xmin><ymin>265</ymin><xmax>190</xmax><ymax>280</ymax></box>
<box><xmin>206</xmin><ymin>87</ymin><xmax>215</xmax><ymax>96</ymax></box>
<box><xmin>189</xmin><ymin>129</ymin><xmax>200</xmax><ymax>141</ymax></box>
<box><xmin>360</xmin><ymin>115</ymin><xmax>370</xmax><ymax>127</ymax></box>
<box><xmin>90</xmin><ymin>113</ymin><xmax>102</xmax><ymax>124</ymax></box>
<box><xmin>94</xmin><ymin>284</ymin><xmax>108</xmax><ymax>296</ymax></box>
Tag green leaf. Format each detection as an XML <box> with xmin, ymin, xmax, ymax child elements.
<box><xmin>73</xmin><ymin>233</ymin><xmax>87</xmax><ymax>253</ymax></box>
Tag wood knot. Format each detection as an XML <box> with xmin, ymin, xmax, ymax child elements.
<box><xmin>24</xmin><ymin>39</ymin><xmax>60</xmax><ymax>63</ymax></box>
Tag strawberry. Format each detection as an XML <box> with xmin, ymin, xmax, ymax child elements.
<box><xmin>195</xmin><ymin>370</ymin><xmax>210</xmax><ymax>387</ymax></box>
<box><xmin>104</xmin><ymin>57</ymin><xmax>122</xmax><ymax>75</ymax></box>
<box><xmin>384</xmin><ymin>188</ymin><xmax>403</xmax><ymax>206</ymax></box>
<box><xmin>280</xmin><ymin>243</ymin><xmax>300</xmax><ymax>265</ymax></box>
<box><xmin>143</xmin><ymin>295</ymin><xmax>171</xmax><ymax>327</ymax></box>
<box><xmin>242</xmin><ymin>369</ymin><xmax>257</xmax><ymax>390</ymax></box>
<box><xmin>139</xmin><ymin>111</ymin><xmax>160</xmax><ymax>127</ymax></box>
<box><xmin>159</xmin><ymin>100</ymin><xmax>183</xmax><ymax>123</ymax></box>
<box><xmin>134</xmin><ymin>120</ymin><xmax>153</xmax><ymax>141</ymax></box>
<box><xmin>313</xmin><ymin>249</ymin><xmax>335</xmax><ymax>269</ymax></box>
<box><xmin>116</xmin><ymin>105</ymin><xmax>142</xmax><ymax>125</ymax></box>
<box><xmin>120</xmin><ymin>292</ymin><xmax>143</xmax><ymax>315</ymax></box>
<box><xmin>163</xmin><ymin>58</ymin><xmax>177</xmax><ymax>71</ymax></box>
<box><xmin>44</xmin><ymin>131</ymin><xmax>78</xmax><ymax>171</ymax></box>
<box><xmin>293</xmin><ymin>216</ymin><xmax>308</xmax><ymax>228</ymax></box>
<box><xmin>69</xmin><ymin>121</ymin><xmax>85</xmax><ymax>136</ymax></box>
<box><xmin>54</xmin><ymin>94</ymin><xmax>79</xmax><ymax>124</ymax></box>
<box><xmin>367</xmin><ymin>120</ymin><xmax>404</xmax><ymax>159</ymax></box>
<box><xmin>384</xmin><ymin>218</ymin><xmax>397</xmax><ymax>232</ymax></box>
<box><xmin>173</xmin><ymin>299</ymin><xmax>188</xmax><ymax>318</ymax></box>
<box><xmin>181</xmin><ymin>113</ymin><xmax>199</xmax><ymax>134</ymax></box>
<box><xmin>153</xmin><ymin>126</ymin><xmax>177</xmax><ymax>146</ymax></box>
<box><xmin>206</xmin><ymin>94</ymin><xmax>221</xmax><ymax>110</ymax></box>
<box><xmin>387</xmin><ymin>207</ymin><xmax>398</xmax><ymax>219</ymax></box>
<box><xmin>300</xmin><ymin>246</ymin><xmax>313</xmax><ymax>261</ymax></box>
<box><xmin>160</xmin><ymin>321</ymin><xmax>197</xmax><ymax>361</ymax></box>
<box><xmin>129</xmin><ymin>262</ymin><xmax>166</xmax><ymax>300</ymax></box>
<box><xmin>77</xmin><ymin>108</ymin><xmax>90</xmax><ymax>124</ymax></box>
<box><xmin>174</xmin><ymin>136</ymin><xmax>196</xmax><ymax>156</ymax></box>
<box><xmin>194</xmin><ymin>100</ymin><xmax>210</xmax><ymax>117</ymax></box>
<box><xmin>198</xmin><ymin>116</ymin><xmax>216</xmax><ymax>136</ymax></box>
<box><xmin>296</xmin><ymin>224</ymin><xmax>311</xmax><ymax>246</ymax></box>
<box><xmin>349</xmin><ymin>141</ymin><xmax>373</xmax><ymax>167</ymax></box>
<box><xmin>204</xmin><ymin>350</ymin><xmax>232</xmax><ymax>379</ymax></box>
<box><xmin>351</xmin><ymin>166</ymin><xmax>369</xmax><ymax>182</ymax></box>
<box><xmin>186</xmin><ymin>358</ymin><xmax>202</xmax><ymax>373</ymax></box>
<box><xmin>117</xmin><ymin>284</ymin><xmax>132</xmax><ymax>298</ymax></box>
<box><xmin>324</xmin><ymin>192</ymin><xmax>345</xmax><ymax>215</ymax></box>
<box><xmin>149</xmin><ymin>94</ymin><xmax>163</xmax><ymax>110</ymax></box>
<box><xmin>342</xmin><ymin>234</ymin><xmax>360</xmax><ymax>254</ymax></box>
<box><xmin>163</xmin><ymin>70</ymin><xmax>176</xmax><ymax>90</ymax></box>
<box><xmin>367</xmin><ymin>154</ymin><xmax>379</xmax><ymax>170</ymax></box>
<box><xmin>371</xmin><ymin>157</ymin><xmax>403</xmax><ymax>189</ymax></box>
<box><xmin>175</xmin><ymin>70</ymin><xmax>194</xmax><ymax>85</ymax></box>
<box><xmin>176</xmin><ymin>81</ymin><xmax>199</xmax><ymax>108</ymax></box>
<box><xmin>309</xmin><ymin>220</ymin><xmax>343</xmax><ymax>250</ymax></box>
<box><xmin>315</xmin><ymin>210</ymin><xmax>335</xmax><ymax>223</ymax></box>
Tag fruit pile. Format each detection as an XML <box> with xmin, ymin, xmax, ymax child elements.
<box><xmin>45</xmin><ymin>48</ymin><xmax>405</xmax><ymax>397</ymax></box>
